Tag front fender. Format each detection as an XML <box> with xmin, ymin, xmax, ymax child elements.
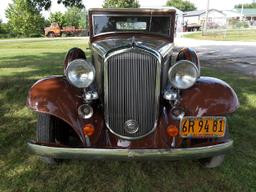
<box><xmin>179</xmin><ymin>76</ymin><xmax>239</xmax><ymax>116</ymax></box>
<box><xmin>27</xmin><ymin>76</ymin><xmax>103</xmax><ymax>145</ymax></box>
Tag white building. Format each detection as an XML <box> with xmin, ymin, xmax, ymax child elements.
<box><xmin>184</xmin><ymin>9</ymin><xmax>227</xmax><ymax>30</ymax></box>
<box><xmin>222</xmin><ymin>10</ymin><xmax>242</xmax><ymax>20</ymax></box>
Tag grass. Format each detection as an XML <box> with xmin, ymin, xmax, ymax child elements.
<box><xmin>0</xmin><ymin>38</ymin><xmax>256</xmax><ymax>192</ymax></box>
<box><xmin>184</xmin><ymin>29</ymin><xmax>256</xmax><ymax>41</ymax></box>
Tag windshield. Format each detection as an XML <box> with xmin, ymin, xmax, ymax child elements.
<box><xmin>93</xmin><ymin>15</ymin><xmax>171</xmax><ymax>37</ymax></box>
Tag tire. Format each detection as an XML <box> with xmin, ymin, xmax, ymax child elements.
<box><xmin>200</xmin><ymin>154</ymin><xmax>225</xmax><ymax>168</ymax></box>
<box><xmin>47</xmin><ymin>32</ymin><xmax>54</xmax><ymax>38</ymax></box>
<box><xmin>36</xmin><ymin>113</ymin><xmax>61</xmax><ymax>164</ymax></box>
<box><xmin>61</xmin><ymin>32</ymin><xmax>67</xmax><ymax>37</ymax></box>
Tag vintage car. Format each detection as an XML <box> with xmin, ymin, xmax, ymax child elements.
<box><xmin>27</xmin><ymin>8</ymin><xmax>239</xmax><ymax>168</ymax></box>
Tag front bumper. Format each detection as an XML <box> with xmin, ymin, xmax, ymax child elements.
<box><xmin>28</xmin><ymin>140</ymin><xmax>233</xmax><ymax>160</ymax></box>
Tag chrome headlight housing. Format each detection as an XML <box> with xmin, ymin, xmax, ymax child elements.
<box><xmin>65</xmin><ymin>59</ymin><xmax>95</xmax><ymax>88</ymax></box>
<box><xmin>168</xmin><ymin>60</ymin><xmax>199</xmax><ymax>89</ymax></box>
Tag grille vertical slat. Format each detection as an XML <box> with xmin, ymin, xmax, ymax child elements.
<box><xmin>106</xmin><ymin>49</ymin><xmax>159</xmax><ymax>139</ymax></box>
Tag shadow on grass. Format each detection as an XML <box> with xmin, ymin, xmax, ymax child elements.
<box><xmin>0</xmin><ymin>51</ymin><xmax>67</xmax><ymax>156</ymax></box>
<box><xmin>0</xmin><ymin>52</ymin><xmax>64</xmax><ymax>68</ymax></box>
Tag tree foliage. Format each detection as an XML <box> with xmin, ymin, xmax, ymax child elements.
<box><xmin>28</xmin><ymin>0</ymin><xmax>84</xmax><ymax>11</ymax></box>
<box><xmin>0</xmin><ymin>23</ymin><xmax>9</xmax><ymax>33</ymax></box>
<box><xmin>78</xmin><ymin>9</ymin><xmax>87</xmax><ymax>29</ymax></box>
<box><xmin>48</xmin><ymin>12</ymin><xmax>66</xmax><ymax>27</ymax></box>
<box><xmin>0</xmin><ymin>20</ymin><xmax>8</xmax><ymax>34</ymax></box>
<box><xmin>102</xmin><ymin>0</ymin><xmax>140</xmax><ymax>8</ymax></box>
<box><xmin>5</xmin><ymin>0</ymin><xmax>45</xmax><ymax>37</ymax></box>
<box><xmin>166</xmin><ymin>0</ymin><xmax>196</xmax><ymax>11</ymax></box>
<box><xmin>0</xmin><ymin>19</ymin><xmax>3</xmax><ymax>33</ymax></box>
<box><xmin>48</xmin><ymin>7</ymin><xmax>87</xmax><ymax>28</ymax></box>
<box><xmin>234</xmin><ymin>3</ymin><xmax>256</xmax><ymax>9</ymax></box>
<box><xmin>64</xmin><ymin>7</ymin><xmax>86</xmax><ymax>28</ymax></box>
<box><xmin>0</xmin><ymin>18</ymin><xmax>11</xmax><ymax>38</ymax></box>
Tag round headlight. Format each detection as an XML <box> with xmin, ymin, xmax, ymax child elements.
<box><xmin>168</xmin><ymin>60</ymin><xmax>199</xmax><ymax>89</ymax></box>
<box><xmin>65</xmin><ymin>59</ymin><xmax>95</xmax><ymax>88</ymax></box>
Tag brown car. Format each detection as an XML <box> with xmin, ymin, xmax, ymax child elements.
<box><xmin>27</xmin><ymin>8</ymin><xmax>239</xmax><ymax>168</ymax></box>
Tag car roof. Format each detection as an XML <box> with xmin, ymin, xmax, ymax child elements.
<box><xmin>89</xmin><ymin>8</ymin><xmax>176</xmax><ymax>15</ymax></box>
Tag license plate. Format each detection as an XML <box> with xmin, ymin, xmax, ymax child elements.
<box><xmin>180</xmin><ymin>116</ymin><xmax>226</xmax><ymax>138</ymax></box>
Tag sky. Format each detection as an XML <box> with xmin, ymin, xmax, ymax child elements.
<box><xmin>0</xmin><ymin>0</ymin><xmax>254</xmax><ymax>23</ymax></box>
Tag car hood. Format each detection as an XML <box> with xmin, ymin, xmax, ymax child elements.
<box><xmin>91</xmin><ymin>37</ymin><xmax>174</xmax><ymax>58</ymax></box>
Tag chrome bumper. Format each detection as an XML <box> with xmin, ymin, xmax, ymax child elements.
<box><xmin>28</xmin><ymin>140</ymin><xmax>233</xmax><ymax>160</ymax></box>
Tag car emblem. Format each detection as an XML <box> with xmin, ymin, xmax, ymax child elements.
<box><xmin>124</xmin><ymin>120</ymin><xmax>139</xmax><ymax>134</ymax></box>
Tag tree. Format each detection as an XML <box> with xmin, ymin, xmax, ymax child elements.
<box><xmin>102</xmin><ymin>0</ymin><xmax>140</xmax><ymax>8</ymax></box>
<box><xmin>0</xmin><ymin>19</ymin><xmax>3</xmax><ymax>33</ymax></box>
<box><xmin>48</xmin><ymin>7</ymin><xmax>87</xmax><ymax>29</ymax></box>
<box><xmin>64</xmin><ymin>7</ymin><xmax>86</xmax><ymax>28</ymax></box>
<box><xmin>234</xmin><ymin>3</ymin><xmax>256</xmax><ymax>8</ymax></box>
<box><xmin>5</xmin><ymin>0</ymin><xmax>45</xmax><ymax>37</ymax></box>
<box><xmin>48</xmin><ymin>11</ymin><xmax>66</xmax><ymax>27</ymax></box>
<box><xmin>28</xmin><ymin>0</ymin><xmax>84</xmax><ymax>11</ymax></box>
<box><xmin>0</xmin><ymin>19</ymin><xmax>10</xmax><ymax>36</ymax></box>
<box><xmin>78</xmin><ymin>9</ymin><xmax>87</xmax><ymax>29</ymax></box>
<box><xmin>0</xmin><ymin>20</ymin><xmax>10</xmax><ymax>38</ymax></box>
<box><xmin>166</xmin><ymin>0</ymin><xmax>196</xmax><ymax>11</ymax></box>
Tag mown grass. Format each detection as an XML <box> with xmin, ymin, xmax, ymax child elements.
<box><xmin>184</xmin><ymin>29</ymin><xmax>256</xmax><ymax>41</ymax></box>
<box><xmin>0</xmin><ymin>38</ymin><xmax>256</xmax><ymax>192</ymax></box>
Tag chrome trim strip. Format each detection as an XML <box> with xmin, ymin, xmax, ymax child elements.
<box><xmin>28</xmin><ymin>140</ymin><xmax>233</xmax><ymax>160</ymax></box>
<box><xmin>91</xmin><ymin>43</ymin><xmax>107</xmax><ymax>57</ymax></box>
<box><xmin>104</xmin><ymin>45</ymin><xmax>162</xmax><ymax>140</ymax></box>
<box><xmin>159</xmin><ymin>43</ymin><xmax>174</xmax><ymax>58</ymax></box>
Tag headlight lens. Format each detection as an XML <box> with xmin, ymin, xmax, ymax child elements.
<box><xmin>65</xmin><ymin>59</ymin><xmax>95</xmax><ymax>88</ymax></box>
<box><xmin>168</xmin><ymin>60</ymin><xmax>199</xmax><ymax>89</ymax></box>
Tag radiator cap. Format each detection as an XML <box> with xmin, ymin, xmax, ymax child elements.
<box><xmin>124</xmin><ymin>120</ymin><xmax>139</xmax><ymax>134</ymax></box>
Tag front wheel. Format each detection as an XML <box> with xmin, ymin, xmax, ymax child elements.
<box><xmin>200</xmin><ymin>155</ymin><xmax>225</xmax><ymax>168</ymax></box>
<box><xmin>36</xmin><ymin>113</ymin><xmax>61</xmax><ymax>164</ymax></box>
<box><xmin>47</xmin><ymin>32</ymin><xmax>54</xmax><ymax>38</ymax></box>
<box><xmin>61</xmin><ymin>32</ymin><xmax>67</xmax><ymax>37</ymax></box>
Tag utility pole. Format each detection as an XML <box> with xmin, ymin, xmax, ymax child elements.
<box><xmin>240</xmin><ymin>2</ymin><xmax>244</xmax><ymax>21</ymax></box>
<box><xmin>203</xmin><ymin>0</ymin><xmax>210</xmax><ymax>36</ymax></box>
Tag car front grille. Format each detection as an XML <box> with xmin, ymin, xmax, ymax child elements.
<box><xmin>105</xmin><ymin>48</ymin><xmax>160</xmax><ymax>139</ymax></box>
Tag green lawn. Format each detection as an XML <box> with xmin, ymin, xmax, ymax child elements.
<box><xmin>0</xmin><ymin>38</ymin><xmax>256</xmax><ymax>192</ymax></box>
<box><xmin>184</xmin><ymin>29</ymin><xmax>256</xmax><ymax>41</ymax></box>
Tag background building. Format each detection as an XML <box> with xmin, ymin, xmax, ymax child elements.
<box><xmin>235</xmin><ymin>8</ymin><xmax>256</xmax><ymax>23</ymax></box>
<box><xmin>183</xmin><ymin>9</ymin><xmax>227</xmax><ymax>31</ymax></box>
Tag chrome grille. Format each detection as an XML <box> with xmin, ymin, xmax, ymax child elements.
<box><xmin>105</xmin><ymin>48</ymin><xmax>160</xmax><ymax>139</ymax></box>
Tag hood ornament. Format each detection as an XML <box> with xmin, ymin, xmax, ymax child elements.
<box><xmin>131</xmin><ymin>36</ymin><xmax>136</xmax><ymax>47</ymax></box>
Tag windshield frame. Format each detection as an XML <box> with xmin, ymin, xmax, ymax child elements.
<box><xmin>92</xmin><ymin>14</ymin><xmax>172</xmax><ymax>38</ymax></box>
<box><xmin>88</xmin><ymin>9</ymin><xmax>176</xmax><ymax>42</ymax></box>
